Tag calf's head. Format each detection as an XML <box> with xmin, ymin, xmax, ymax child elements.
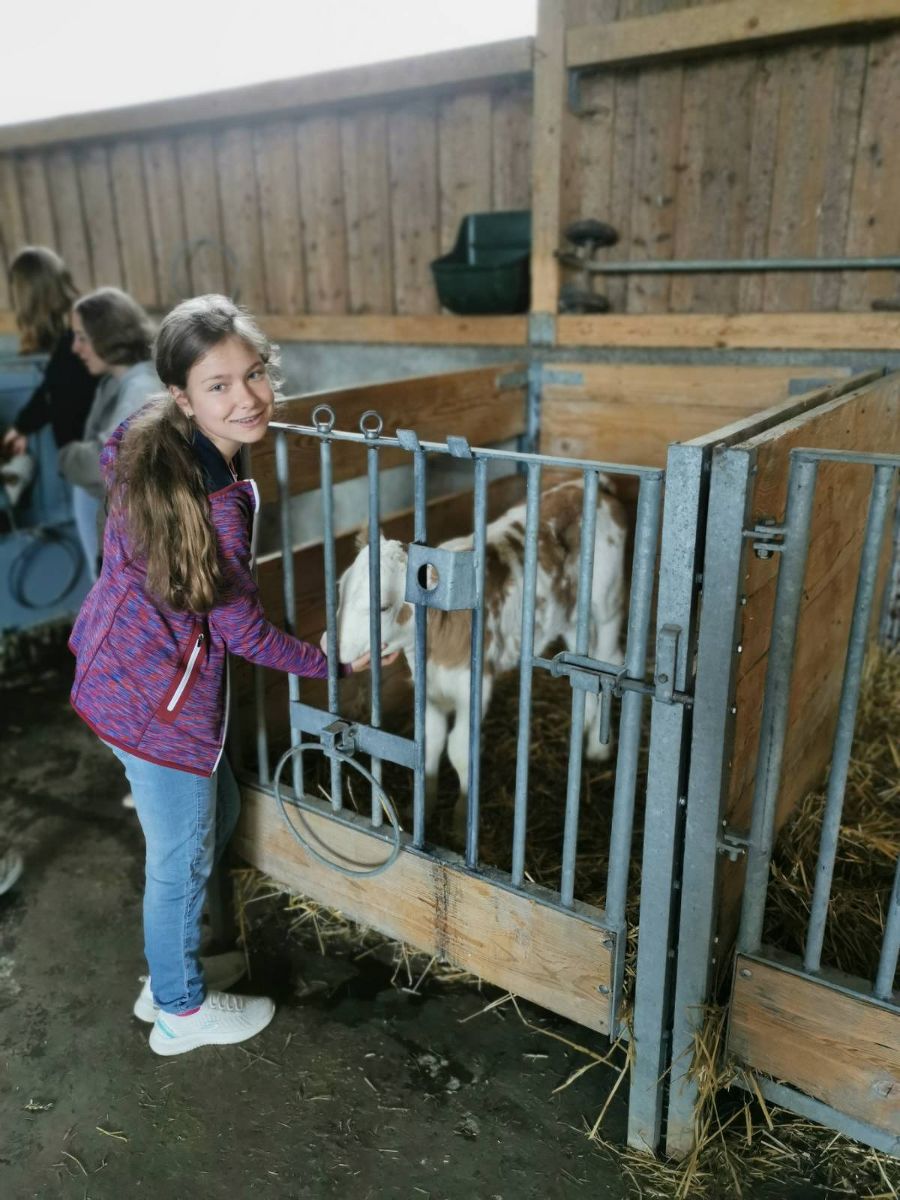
<box><xmin>335</xmin><ymin>535</ymin><xmax>415</xmax><ymax>663</ymax></box>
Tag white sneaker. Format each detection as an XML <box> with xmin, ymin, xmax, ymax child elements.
<box><xmin>121</xmin><ymin>792</ymin><xmax>135</xmax><ymax>809</ymax></box>
<box><xmin>133</xmin><ymin>951</ymin><xmax>247</xmax><ymax>1022</ymax></box>
<box><xmin>148</xmin><ymin>990</ymin><xmax>275</xmax><ymax>1056</ymax></box>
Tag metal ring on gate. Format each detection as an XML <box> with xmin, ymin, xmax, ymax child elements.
<box><xmin>272</xmin><ymin>743</ymin><xmax>402</xmax><ymax>878</ymax></box>
<box><xmin>311</xmin><ymin>404</ymin><xmax>336</xmax><ymax>433</ymax></box>
<box><xmin>359</xmin><ymin>409</ymin><xmax>384</xmax><ymax>438</ymax></box>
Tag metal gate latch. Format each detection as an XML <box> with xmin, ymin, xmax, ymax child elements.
<box><xmin>320</xmin><ymin>720</ymin><xmax>357</xmax><ymax>756</ymax></box>
<box><xmin>548</xmin><ymin>653</ymin><xmax>627</xmax><ymax>746</ymax></box>
<box><xmin>743</xmin><ymin>518</ymin><xmax>786</xmax><ymax>559</ymax></box>
<box><xmin>717</xmin><ymin>826</ymin><xmax>749</xmax><ymax>861</ymax></box>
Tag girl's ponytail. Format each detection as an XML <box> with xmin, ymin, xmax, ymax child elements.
<box><xmin>112</xmin><ymin>399</ymin><xmax>223</xmax><ymax>614</ymax></box>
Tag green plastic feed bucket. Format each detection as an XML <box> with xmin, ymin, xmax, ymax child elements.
<box><xmin>431</xmin><ymin>210</ymin><xmax>531</xmax><ymax>315</ymax></box>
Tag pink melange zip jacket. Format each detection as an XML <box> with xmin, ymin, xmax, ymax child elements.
<box><xmin>69</xmin><ymin>420</ymin><xmax>333</xmax><ymax>776</ymax></box>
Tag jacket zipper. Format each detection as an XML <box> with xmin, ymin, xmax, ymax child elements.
<box><xmin>167</xmin><ymin>633</ymin><xmax>204</xmax><ymax>713</ymax></box>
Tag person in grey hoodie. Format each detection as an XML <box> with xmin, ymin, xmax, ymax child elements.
<box><xmin>61</xmin><ymin>287</ymin><xmax>160</xmax><ymax>578</ymax></box>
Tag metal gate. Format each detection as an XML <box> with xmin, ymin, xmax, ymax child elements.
<box><xmin>668</xmin><ymin>446</ymin><xmax>900</xmax><ymax>1157</ymax></box>
<box><xmin>236</xmin><ymin>404</ymin><xmax>707</xmax><ymax>1153</ymax></box>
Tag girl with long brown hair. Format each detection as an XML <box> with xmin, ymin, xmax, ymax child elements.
<box><xmin>1</xmin><ymin>246</ymin><xmax>96</xmax><ymax>456</ymax></box>
<box><xmin>69</xmin><ymin>294</ymin><xmax>391</xmax><ymax>1057</ymax></box>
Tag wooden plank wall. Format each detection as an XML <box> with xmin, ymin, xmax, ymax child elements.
<box><xmin>0</xmin><ymin>82</ymin><xmax>531</xmax><ymax>317</ymax></box>
<box><xmin>559</xmin><ymin>0</ymin><xmax>900</xmax><ymax>313</ymax></box>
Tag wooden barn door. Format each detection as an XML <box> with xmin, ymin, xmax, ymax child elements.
<box><xmin>666</xmin><ymin>371</ymin><xmax>900</xmax><ymax>1158</ymax></box>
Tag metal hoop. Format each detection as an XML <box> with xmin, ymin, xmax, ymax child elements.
<box><xmin>311</xmin><ymin>404</ymin><xmax>336</xmax><ymax>433</ymax></box>
<box><xmin>272</xmin><ymin>743</ymin><xmax>402</xmax><ymax>878</ymax></box>
<box><xmin>359</xmin><ymin>410</ymin><xmax>384</xmax><ymax>439</ymax></box>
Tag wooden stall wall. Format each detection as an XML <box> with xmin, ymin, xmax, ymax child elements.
<box><xmin>544</xmin><ymin>0</ymin><xmax>900</xmax><ymax>316</ymax></box>
<box><xmin>0</xmin><ymin>45</ymin><xmax>532</xmax><ymax>320</ymax></box>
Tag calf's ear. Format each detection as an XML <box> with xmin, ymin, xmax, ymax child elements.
<box><xmin>354</xmin><ymin>522</ymin><xmax>369</xmax><ymax>551</ymax></box>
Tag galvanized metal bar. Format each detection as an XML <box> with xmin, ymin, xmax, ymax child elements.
<box><xmin>735</xmin><ymin>1074</ymin><xmax>900</xmax><ymax>1158</ymax></box>
<box><xmin>465</xmin><ymin>457</ymin><xmax>489</xmax><ymax>868</ymax></box>
<box><xmin>875</xmin><ymin>855</ymin><xmax>900</xmax><ymax>1002</ymax></box>
<box><xmin>604</xmin><ymin>474</ymin><xmax>664</xmax><ymax>931</ymax></box>
<box><xmin>628</xmin><ymin>445</ymin><xmax>706</xmax><ymax>1154</ymax></box>
<box><xmin>571</xmin><ymin>255</ymin><xmax>900</xmax><ymax>275</ymax></box>
<box><xmin>366</xmin><ymin>435</ymin><xmax>384</xmax><ymax>826</ymax></box>
<box><xmin>560</xmin><ymin>470</ymin><xmax>600</xmax><ymax>908</ymax></box>
<box><xmin>793</xmin><ymin>448</ymin><xmax>900</xmax><ymax>469</ymax></box>
<box><xmin>269</xmin><ymin>419</ymin><xmax>665</xmax><ymax>480</ymax></box>
<box><xmin>253</xmin><ymin>665</ymin><xmax>270</xmax><ymax>786</ymax></box>
<box><xmin>664</xmin><ymin>447</ymin><xmax>755</xmax><ymax>1160</ymax></box>
<box><xmin>275</xmin><ymin>430</ymin><xmax>304</xmax><ymax>799</ymax></box>
<box><xmin>879</xmin><ymin>490</ymin><xmax>900</xmax><ymax>649</ymax></box>
<box><xmin>319</xmin><ymin>428</ymin><xmax>342</xmax><ymax>812</ymax></box>
<box><xmin>738</xmin><ymin>457</ymin><xmax>820</xmax><ymax>956</ymax></box>
<box><xmin>804</xmin><ymin>465</ymin><xmax>894</xmax><ymax>974</ymax></box>
<box><xmin>511</xmin><ymin>461</ymin><xmax>543</xmax><ymax>887</ymax></box>
<box><xmin>412</xmin><ymin>446</ymin><xmax>428</xmax><ymax>848</ymax></box>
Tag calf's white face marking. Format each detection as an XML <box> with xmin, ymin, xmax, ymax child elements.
<box><xmin>336</xmin><ymin>536</ymin><xmax>414</xmax><ymax>664</ymax></box>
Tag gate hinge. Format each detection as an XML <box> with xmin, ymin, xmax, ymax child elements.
<box><xmin>742</xmin><ymin>517</ymin><xmax>786</xmax><ymax>559</ymax></box>
<box><xmin>717</xmin><ymin>826</ymin><xmax>750</xmax><ymax>862</ymax></box>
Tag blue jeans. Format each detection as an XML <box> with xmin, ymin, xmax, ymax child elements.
<box><xmin>105</xmin><ymin>744</ymin><xmax>241</xmax><ymax>1014</ymax></box>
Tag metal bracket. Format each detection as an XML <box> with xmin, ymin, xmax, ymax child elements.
<box><xmin>742</xmin><ymin>517</ymin><xmax>786</xmax><ymax>559</ymax></box>
<box><xmin>528</xmin><ymin>312</ymin><xmax>556</xmax><ymax>347</ymax></box>
<box><xmin>654</xmin><ymin>624</ymin><xmax>680</xmax><ymax>704</ymax></box>
<box><xmin>495</xmin><ymin>368</ymin><xmax>528</xmax><ymax>391</ymax></box>
<box><xmin>406</xmin><ymin>543</ymin><xmax>476</xmax><ymax>611</ymax></box>
<box><xmin>717</xmin><ymin>826</ymin><xmax>750</xmax><ymax>862</ymax></box>
<box><xmin>541</xmin><ymin>368</ymin><xmax>585</xmax><ymax>388</ymax></box>
<box><xmin>320</xmin><ymin>719</ymin><xmax>356</xmax><ymax>756</ymax></box>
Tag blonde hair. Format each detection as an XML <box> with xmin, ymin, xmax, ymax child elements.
<box><xmin>74</xmin><ymin>287</ymin><xmax>154</xmax><ymax>366</ymax></box>
<box><xmin>111</xmin><ymin>295</ymin><xmax>280</xmax><ymax>614</ymax></box>
<box><xmin>9</xmin><ymin>246</ymin><xmax>78</xmax><ymax>354</ymax></box>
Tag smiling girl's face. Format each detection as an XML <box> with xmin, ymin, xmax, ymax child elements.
<box><xmin>170</xmin><ymin>334</ymin><xmax>274</xmax><ymax>462</ymax></box>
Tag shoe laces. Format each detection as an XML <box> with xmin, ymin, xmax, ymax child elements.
<box><xmin>207</xmin><ymin>992</ymin><xmax>244</xmax><ymax>1014</ymax></box>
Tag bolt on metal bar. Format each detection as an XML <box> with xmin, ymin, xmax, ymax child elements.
<box><xmin>560</xmin><ymin>470</ymin><xmax>600</xmax><ymax>908</ymax></box>
<box><xmin>511</xmin><ymin>461</ymin><xmax>543</xmax><ymax>887</ymax></box>
<box><xmin>319</xmin><ymin>431</ymin><xmax>342</xmax><ymax>812</ymax></box>
<box><xmin>804</xmin><ymin>465</ymin><xmax>894</xmax><ymax>974</ymax></box>
<box><xmin>874</xmin><ymin>855</ymin><xmax>900</xmax><ymax>1001</ymax></box>
<box><xmin>366</xmin><ymin>436</ymin><xmax>384</xmax><ymax>826</ymax></box>
<box><xmin>567</xmin><ymin>256</ymin><xmax>900</xmax><ymax>275</ymax></box>
<box><xmin>412</xmin><ymin>447</ymin><xmax>428</xmax><ymax>849</ymax></box>
<box><xmin>465</xmin><ymin>457</ymin><xmax>489</xmax><ymax>868</ymax></box>
<box><xmin>604</xmin><ymin>473</ymin><xmax>664</xmax><ymax>932</ymax></box>
<box><xmin>275</xmin><ymin>430</ymin><xmax>303</xmax><ymax>799</ymax></box>
<box><xmin>738</xmin><ymin>457</ymin><xmax>819</xmax><ymax>955</ymax></box>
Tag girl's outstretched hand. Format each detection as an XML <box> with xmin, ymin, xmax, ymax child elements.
<box><xmin>347</xmin><ymin>646</ymin><xmax>401</xmax><ymax>674</ymax></box>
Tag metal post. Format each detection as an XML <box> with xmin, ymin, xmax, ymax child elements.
<box><xmin>275</xmin><ymin>430</ymin><xmax>304</xmax><ymax>798</ymax></box>
<box><xmin>874</xmin><ymin>854</ymin><xmax>900</xmax><ymax>1001</ymax></box>
<box><xmin>465</xmin><ymin>457</ymin><xmax>489</xmax><ymax>867</ymax></box>
<box><xmin>365</xmin><ymin>421</ymin><xmax>384</xmax><ymax>825</ymax></box>
<box><xmin>254</xmin><ymin>665</ymin><xmax>270</xmax><ymax>786</ymax></box>
<box><xmin>560</xmin><ymin>470</ymin><xmax>599</xmax><ymax>908</ymax></box>
<box><xmin>804</xmin><ymin>465</ymin><xmax>894</xmax><ymax>973</ymax></box>
<box><xmin>604</xmin><ymin>474</ymin><xmax>664</xmax><ymax>931</ymax></box>
<box><xmin>511</xmin><ymin>461</ymin><xmax>543</xmax><ymax>886</ymax></box>
<box><xmin>318</xmin><ymin>418</ymin><xmax>342</xmax><ymax>812</ymax></box>
<box><xmin>738</xmin><ymin>457</ymin><xmax>819</xmax><ymax>955</ymax></box>
<box><xmin>412</xmin><ymin>446</ymin><xmax>428</xmax><ymax>848</ymax></box>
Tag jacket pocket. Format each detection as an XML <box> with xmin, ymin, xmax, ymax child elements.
<box><xmin>157</xmin><ymin>622</ymin><xmax>206</xmax><ymax>724</ymax></box>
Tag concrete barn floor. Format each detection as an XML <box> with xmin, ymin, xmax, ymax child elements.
<box><xmin>0</xmin><ymin>645</ymin><xmax>640</xmax><ymax>1200</ymax></box>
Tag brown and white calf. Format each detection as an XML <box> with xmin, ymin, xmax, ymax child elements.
<box><xmin>335</xmin><ymin>479</ymin><xmax>627</xmax><ymax>829</ymax></box>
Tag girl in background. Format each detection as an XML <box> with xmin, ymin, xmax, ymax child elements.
<box><xmin>2</xmin><ymin>246</ymin><xmax>96</xmax><ymax>456</ymax></box>
<box><xmin>59</xmin><ymin>287</ymin><xmax>159</xmax><ymax>579</ymax></box>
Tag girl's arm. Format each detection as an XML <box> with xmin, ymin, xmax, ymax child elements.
<box><xmin>208</xmin><ymin>506</ymin><xmax>343</xmax><ymax>680</ymax></box>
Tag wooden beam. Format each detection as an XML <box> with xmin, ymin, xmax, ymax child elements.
<box><xmin>530</xmin><ymin>0</ymin><xmax>569</xmax><ymax>318</ymax></box>
<box><xmin>567</xmin><ymin>1</ymin><xmax>900</xmax><ymax>71</ymax></box>
<box><xmin>260</xmin><ymin>313</ymin><xmax>528</xmax><ymax>345</ymax></box>
<box><xmin>729</xmin><ymin>956</ymin><xmax>900</xmax><ymax>1136</ymax></box>
<box><xmin>555</xmin><ymin>312</ymin><xmax>900</xmax><ymax>350</ymax></box>
<box><xmin>235</xmin><ymin>784</ymin><xmax>614</xmax><ymax>1033</ymax></box>
<box><xmin>0</xmin><ymin>40</ymin><xmax>534</xmax><ymax>153</ymax></box>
